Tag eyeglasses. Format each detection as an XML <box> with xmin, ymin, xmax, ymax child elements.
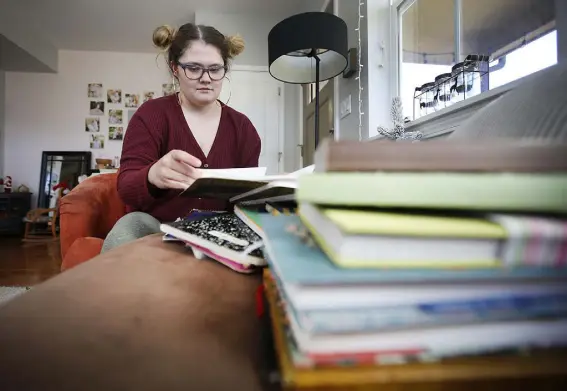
<box><xmin>177</xmin><ymin>62</ymin><xmax>227</xmax><ymax>81</ymax></box>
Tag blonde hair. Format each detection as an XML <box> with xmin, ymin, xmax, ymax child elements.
<box><xmin>226</xmin><ymin>34</ymin><xmax>245</xmax><ymax>58</ymax></box>
<box><xmin>152</xmin><ymin>24</ymin><xmax>177</xmax><ymax>52</ymax></box>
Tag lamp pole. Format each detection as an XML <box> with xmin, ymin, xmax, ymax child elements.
<box><xmin>310</xmin><ymin>50</ymin><xmax>321</xmax><ymax>148</ymax></box>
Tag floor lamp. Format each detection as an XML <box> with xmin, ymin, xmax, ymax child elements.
<box><xmin>268</xmin><ymin>12</ymin><xmax>348</xmax><ymax>148</ymax></box>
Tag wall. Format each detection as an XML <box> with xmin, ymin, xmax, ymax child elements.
<box><xmin>195</xmin><ymin>11</ymin><xmax>292</xmax><ymax>67</ymax></box>
<box><xmin>557</xmin><ymin>0</ymin><xmax>567</xmax><ymax>62</ymax></box>
<box><xmin>4</xmin><ymin>50</ymin><xmax>170</xmax><ymax>205</ymax></box>
<box><xmin>367</xmin><ymin>0</ymin><xmax>395</xmax><ymax>138</ymax></box>
<box><xmin>0</xmin><ymin>70</ymin><xmax>4</xmax><ymax>177</ymax></box>
<box><xmin>335</xmin><ymin>0</ymin><xmax>370</xmax><ymax>140</ymax></box>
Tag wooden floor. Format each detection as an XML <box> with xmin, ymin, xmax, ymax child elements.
<box><xmin>0</xmin><ymin>237</ymin><xmax>61</xmax><ymax>286</ymax></box>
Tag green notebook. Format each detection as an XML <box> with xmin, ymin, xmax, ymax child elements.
<box><xmin>297</xmin><ymin>172</ymin><xmax>567</xmax><ymax>214</ymax></box>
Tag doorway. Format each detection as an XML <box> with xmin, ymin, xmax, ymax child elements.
<box><xmin>219</xmin><ymin>68</ymin><xmax>284</xmax><ymax>174</ymax></box>
<box><xmin>301</xmin><ymin>81</ymin><xmax>334</xmax><ymax>166</ymax></box>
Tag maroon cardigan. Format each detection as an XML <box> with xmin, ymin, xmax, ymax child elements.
<box><xmin>117</xmin><ymin>94</ymin><xmax>261</xmax><ymax>222</ymax></box>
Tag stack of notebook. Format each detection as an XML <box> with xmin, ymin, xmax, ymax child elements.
<box><xmin>159</xmin><ymin>166</ymin><xmax>307</xmax><ymax>273</ymax></box>
<box><xmin>259</xmin><ymin>139</ymin><xmax>567</xmax><ymax>387</ymax></box>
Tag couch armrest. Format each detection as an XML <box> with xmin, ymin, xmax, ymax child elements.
<box><xmin>61</xmin><ymin>237</ymin><xmax>104</xmax><ymax>271</ymax></box>
<box><xmin>59</xmin><ymin>173</ymin><xmax>126</xmax><ymax>261</ymax></box>
<box><xmin>59</xmin><ymin>207</ymin><xmax>101</xmax><ymax>262</ymax></box>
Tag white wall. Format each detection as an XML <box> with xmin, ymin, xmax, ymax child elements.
<box><xmin>0</xmin><ymin>70</ymin><xmax>4</xmax><ymax>177</ymax></box>
<box><xmin>4</xmin><ymin>50</ymin><xmax>170</xmax><ymax>205</ymax></box>
<box><xmin>367</xmin><ymin>0</ymin><xmax>395</xmax><ymax>138</ymax></box>
<box><xmin>335</xmin><ymin>0</ymin><xmax>370</xmax><ymax>140</ymax></box>
<box><xmin>195</xmin><ymin>11</ymin><xmax>290</xmax><ymax>67</ymax></box>
<box><xmin>334</xmin><ymin>0</ymin><xmax>394</xmax><ymax>140</ymax></box>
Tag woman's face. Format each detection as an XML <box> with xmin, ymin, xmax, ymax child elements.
<box><xmin>174</xmin><ymin>40</ymin><xmax>225</xmax><ymax>107</ymax></box>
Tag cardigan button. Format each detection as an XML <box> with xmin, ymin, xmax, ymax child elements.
<box><xmin>203</xmin><ymin>164</ymin><xmax>209</xmax><ymax>168</ymax></box>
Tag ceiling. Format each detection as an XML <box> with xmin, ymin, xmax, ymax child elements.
<box><xmin>402</xmin><ymin>0</ymin><xmax>556</xmax><ymax>64</ymax></box>
<box><xmin>0</xmin><ymin>34</ymin><xmax>54</xmax><ymax>72</ymax></box>
<box><xmin>1</xmin><ymin>0</ymin><xmax>325</xmax><ymax>53</ymax></box>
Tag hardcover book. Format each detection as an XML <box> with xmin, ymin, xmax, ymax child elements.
<box><xmin>296</xmin><ymin>172</ymin><xmax>567</xmax><ymax>214</ymax></box>
<box><xmin>314</xmin><ymin>138</ymin><xmax>567</xmax><ymax>173</ymax></box>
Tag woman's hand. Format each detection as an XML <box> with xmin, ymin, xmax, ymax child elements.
<box><xmin>147</xmin><ymin>150</ymin><xmax>202</xmax><ymax>190</ymax></box>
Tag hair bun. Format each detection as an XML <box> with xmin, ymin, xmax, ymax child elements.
<box><xmin>226</xmin><ymin>34</ymin><xmax>245</xmax><ymax>58</ymax></box>
<box><xmin>153</xmin><ymin>25</ymin><xmax>177</xmax><ymax>51</ymax></box>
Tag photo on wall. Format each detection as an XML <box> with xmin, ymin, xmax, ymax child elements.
<box><xmin>125</xmin><ymin>93</ymin><xmax>140</xmax><ymax>108</ymax></box>
<box><xmin>162</xmin><ymin>83</ymin><xmax>175</xmax><ymax>96</ymax></box>
<box><xmin>143</xmin><ymin>91</ymin><xmax>156</xmax><ymax>102</ymax></box>
<box><xmin>109</xmin><ymin>127</ymin><xmax>124</xmax><ymax>141</ymax></box>
<box><xmin>90</xmin><ymin>101</ymin><xmax>105</xmax><ymax>115</ymax></box>
<box><xmin>88</xmin><ymin>83</ymin><xmax>103</xmax><ymax>98</ymax></box>
<box><xmin>107</xmin><ymin>89</ymin><xmax>122</xmax><ymax>104</ymax></box>
<box><xmin>109</xmin><ymin>109</ymin><xmax>123</xmax><ymax>125</ymax></box>
<box><xmin>90</xmin><ymin>134</ymin><xmax>105</xmax><ymax>149</ymax></box>
<box><xmin>85</xmin><ymin>117</ymin><xmax>100</xmax><ymax>132</ymax></box>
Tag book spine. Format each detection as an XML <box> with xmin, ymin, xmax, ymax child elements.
<box><xmin>491</xmin><ymin>214</ymin><xmax>567</xmax><ymax>267</ymax></box>
<box><xmin>298</xmin><ymin>293</ymin><xmax>567</xmax><ymax>334</ymax></box>
<box><xmin>317</xmin><ymin>141</ymin><xmax>567</xmax><ymax>172</ymax></box>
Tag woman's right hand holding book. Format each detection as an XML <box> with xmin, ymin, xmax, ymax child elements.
<box><xmin>148</xmin><ymin>149</ymin><xmax>202</xmax><ymax>190</ymax></box>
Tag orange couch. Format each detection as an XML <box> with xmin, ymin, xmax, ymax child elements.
<box><xmin>59</xmin><ymin>173</ymin><xmax>127</xmax><ymax>271</ymax></box>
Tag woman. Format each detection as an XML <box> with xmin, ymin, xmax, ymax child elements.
<box><xmin>101</xmin><ymin>23</ymin><xmax>261</xmax><ymax>252</ymax></box>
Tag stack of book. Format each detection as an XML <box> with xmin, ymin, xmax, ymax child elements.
<box><xmin>259</xmin><ymin>139</ymin><xmax>567</xmax><ymax>388</ymax></box>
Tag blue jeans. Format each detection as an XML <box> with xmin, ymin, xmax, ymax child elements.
<box><xmin>101</xmin><ymin>212</ymin><xmax>161</xmax><ymax>253</ymax></box>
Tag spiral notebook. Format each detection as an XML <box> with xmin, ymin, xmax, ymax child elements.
<box><xmin>160</xmin><ymin>213</ymin><xmax>267</xmax><ymax>271</ymax></box>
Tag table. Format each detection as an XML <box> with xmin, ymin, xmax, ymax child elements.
<box><xmin>0</xmin><ymin>192</ymin><xmax>31</xmax><ymax>235</ymax></box>
<box><xmin>0</xmin><ymin>234</ymin><xmax>267</xmax><ymax>391</ymax></box>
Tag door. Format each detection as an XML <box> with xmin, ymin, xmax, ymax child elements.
<box><xmin>302</xmin><ymin>81</ymin><xmax>334</xmax><ymax>166</ymax></box>
<box><xmin>219</xmin><ymin>69</ymin><xmax>283</xmax><ymax>174</ymax></box>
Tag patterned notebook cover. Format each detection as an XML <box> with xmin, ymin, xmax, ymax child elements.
<box><xmin>162</xmin><ymin>209</ymin><xmax>226</xmax><ymax>242</ymax></box>
<box><xmin>160</xmin><ymin>213</ymin><xmax>266</xmax><ymax>266</ymax></box>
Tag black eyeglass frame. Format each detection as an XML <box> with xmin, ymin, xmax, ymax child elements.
<box><xmin>176</xmin><ymin>62</ymin><xmax>228</xmax><ymax>81</ymax></box>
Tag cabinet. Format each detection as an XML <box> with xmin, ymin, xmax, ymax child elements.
<box><xmin>0</xmin><ymin>192</ymin><xmax>32</xmax><ymax>235</ymax></box>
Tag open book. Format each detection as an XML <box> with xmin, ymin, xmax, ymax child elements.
<box><xmin>179</xmin><ymin>165</ymin><xmax>313</xmax><ymax>202</ymax></box>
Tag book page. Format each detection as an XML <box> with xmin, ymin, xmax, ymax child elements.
<box><xmin>200</xmin><ymin>167</ymin><xmax>268</xmax><ymax>180</ymax></box>
<box><xmin>198</xmin><ymin>165</ymin><xmax>314</xmax><ymax>182</ymax></box>
<box><xmin>287</xmin><ymin>165</ymin><xmax>315</xmax><ymax>177</ymax></box>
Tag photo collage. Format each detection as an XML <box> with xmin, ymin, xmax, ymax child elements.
<box><xmin>85</xmin><ymin>82</ymin><xmax>175</xmax><ymax>150</ymax></box>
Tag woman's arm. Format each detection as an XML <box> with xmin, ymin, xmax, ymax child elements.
<box><xmin>117</xmin><ymin>113</ymin><xmax>166</xmax><ymax>210</ymax></box>
<box><xmin>239</xmin><ymin>117</ymin><xmax>262</xmax><ymax>168</ymax></box>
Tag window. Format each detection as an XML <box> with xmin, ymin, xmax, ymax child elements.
<box><xmin>398</xmin><ymin>0</ymin><xmax>557</xmax><ymax>120</ymax></box>
<box><xmin>489</xmin><ymin>30</ymin><xmax>557</xmax><ymax>90</ymax></box>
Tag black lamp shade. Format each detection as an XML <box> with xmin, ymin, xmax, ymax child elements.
<box><xmin>268</xmin><ymin>12</ymin><xmax>348</xmax><ymax>84</ymax></box>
